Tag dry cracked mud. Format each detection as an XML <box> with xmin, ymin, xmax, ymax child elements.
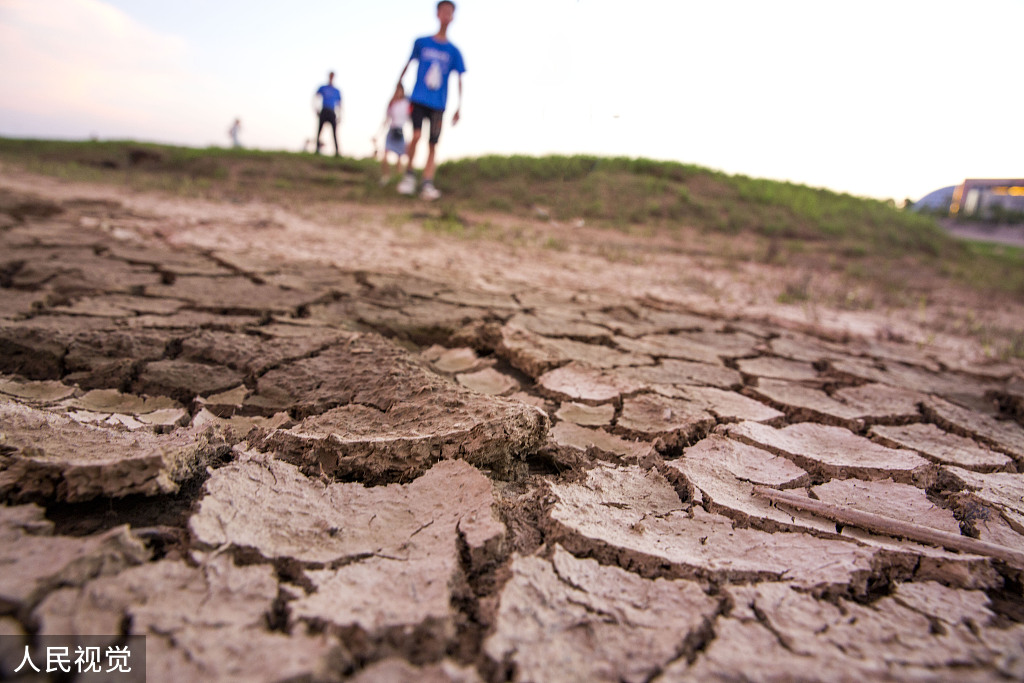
<box><xmin>1</xmin><ymin>174</ymin><xmax>1023</xmax><ymax>681</ymax></box>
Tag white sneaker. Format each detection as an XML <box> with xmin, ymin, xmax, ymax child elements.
<box><xmin>397</xmin><ymin>173</ymin><xmax>417</xmax><ymax>195</ymax></box>
<box><xmin>420</xmin><ymin>182</ymin><xmax>441</xmax><ymax>201</ymax></box>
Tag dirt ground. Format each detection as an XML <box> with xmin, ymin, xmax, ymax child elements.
<box><xmin>1</xmin><ymin>166</ymin><xmax>1024</xmax><ymax>681</ymax></box>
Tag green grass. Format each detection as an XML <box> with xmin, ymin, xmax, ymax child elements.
<box><xmin>0</xmin><ymin>137</ymin><xmax>379</xmax><ymax>201</ymax></box>
<box><xmin>2</xmin><ymin>138</ymin><xmax>1023</xmax><ymax>299</ymax></box>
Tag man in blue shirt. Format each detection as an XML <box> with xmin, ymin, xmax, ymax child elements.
<box><xmin>395</xmin><ymin>1</ymin><xmax>465</xmax><ymax>200</ymax></box>
<box><xmin>314</xmin><ymin>71</ymin><xmax>342</xmax><ymax>156</ymax></box>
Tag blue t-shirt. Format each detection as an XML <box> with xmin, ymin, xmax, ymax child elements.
<box><xmin>317</xmin><ymin>84</ymin><xmax>341</xmax><ymax>111</ymax></box>
<box><xmin>409</xmin><ymin>36</ymin><xmax>465</xmax><ymax>111</ymax></box>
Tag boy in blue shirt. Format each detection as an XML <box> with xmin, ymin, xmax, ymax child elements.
<box><xmin>395</xmin><ymin>1</ymin><xmax>465</xmax><ymax>200</ymax></box>
<box><xmin>314</xmin><ymin>71</ymin><xmax>342</xmax><ymax>156</ymax></box>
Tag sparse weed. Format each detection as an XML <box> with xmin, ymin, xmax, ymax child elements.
<box><xmin>2</xmin><ymin>137</ymin><xmax>1022</xmax><ymax>307</ymax></box>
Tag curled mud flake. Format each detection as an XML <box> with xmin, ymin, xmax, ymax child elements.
<box><xmin>924</xmin><ymin>395</ymin><xmax>1024</xmax><ymax>464</ymax></box>
<box><xmin>735</xmin><ymin>356</ymin><xmax>820</xmax><ymax>382</ymax></box>
<box><xmin>614</xmin><ymin>333</ymin><xmax>725</xmax><ymax>365</ymax></box>
<box><xmin>555</xmin><ymin>400</ymin><xmax>616</xmax><ymax>426</ymax></box>
<box><xmin>291</xmin><ymin>557</ymin><xmax>457</xmax><ymax>656</ymax></box>
<box><xmin>537</xmin><ymin>362</ymin><xmax>639</xmax><ymax>403</ymax></box>
<box><xmin>812</xmin><ymin>479</ymin><xmax>962</xmax><ymax>535</ymax></box>
<box><xmin>677</xmin><ymin>385</ymin><xmax>785</xmax><ymax>424</ymax></box>
<box><xmin>426</xmin><ymin>346</ymin><xmax>486</xmax><ymax>374</ymax></box>
<box><xmin>191</xmin><ymin>456</ymin><xmax>503</xmax><ymax>655</ymax></box>
<box><xmin>746</xmin><ymin>379</ymin><xmax>866</xmax><ymax>428</ymax></box>
<box><xmin>670</xmin><ymin>581</ymin><xmax>1023</xmax><ymax>681</ymax></box>
<box><xmin>767</xmin><ymin>333</ymin><xmax>849</xmax><ymax>364</ymax></box>
<box><xmin>68</xmin><ymin>388</ymin><xmax>181</xmax><ymax>415</ymax></box>
<box><xmin>753</xmin><ymin>486</ymin><xmax>1008</xmax><ymax>587</ymax></box>
<box><xmin>666</xmin><ymin>435</ymin><xmax>827</xmax><ymax>534</ymax></box>
<box><xmin>829</xmin><ymin>357</ymin><xmax>992</xmax><ymax>402</ymax></box>
<box><xmin>0</xmin><ymin>376</ymin><xmax>77</xmax><ymax>404</ymax></box>
<box><xmin>133</xmin><ymin>359</ymin><xmax>244</xmax><ymax>404</ymax></box>
<box><xmin>681</xmin><ymin>434</ymin><xmax>809</xmax><ymax>488</ymax></box>
<box><xmin>0</xmin><ymin>505</ymin><xmax>148</xmax><ymax>617</ymax></box>
<box><xmin>262</xmin><ymin>398</ymin><xmax>547</xmax><ymax>483</ymax></box>
<box><xmin>831</xmin><ymin>383</ymin><xmax>925</xmax><ymax>423</ymax></box>
<box><xmin>356</xmin><ymin>299</ymin><xmax>494</xmax><ymax>345</ymax></box>
<box><xmin>584</xmin><ymin>307</ymin><xmax>714</xmax><ymax>338</ymax></box>
<box><xmin>943</xmin><ymin>467</ymin><xmax>1024</xmax><ymax>524</ymax></box>
<box><xmin>991</xmin><ymin>378</ymin><xmax>1024</xmax><ymax>427</ymax></box>
<box><xmin>505</xmin><ymin>312</ymin><xmax>612</xmax><ymax>343</ymax></box>
<box><xmin>190</xmin><ymin>408</ymin><xmax>293</xmax><ymax>443</ymax></box>
<box><xmin>498</xmin><ymin>325</ymin><xmax>651</xmax><ymax>379</ymax></box>
<box><xmin>725</xmin><ymin>421</ymin><xmax>933</xmax><ymax>484</ymax></box>
<box><xmin>965</xmin><ymin>503</ymin><xmax>1024</xmax><ymax>548</ymax></box>
<box><xmin>145</xmin><ymin>274</ymin><xmax>322</xmax><ymax>316</ymax></box>
<box><xmin>666</xmin><ymin>615</ymin><xmax>863</xmax><ymax>682</ymax></box>
<box><xmin>550</xmin><ymin>421</ymin><xmax>656</xmax><ymax>464</ymax></box>
<box><xmin>34</xmin><ymin>556</ymin><xmax>336</xmax><ymax>681</ymax></box>
<box><xmin>616</xmin><ymin>393</ymin><xmax>715</xmax><ymax>449</ymax></box>
<box><xmin>484</xmin><ymin>546</ymin><xmax>721</xmax><ymax>683</ymax></box>
<box><xmin>457</xmin><ymin>367</ymin><xmax>519</xmax><ymax>396</ymax></box>
<box><xmin>545</xmin><ymin>464</ymin><xmax>876</xmax><ymax>591</ymax></box>
<box><xmin>179</xmin><ymin>328</ymin><xmax>352</xmax><ymax>378</ymax></box>
<box><xmin>0</xmin><ymin>399</ymin><xmax>214</xmax><ymax>503</ymax></box>
<box><xmin>0</xmin><ymin>317</ymin><xmax>108</xmax><ymax>381</ymax></box>
<box><xmin>190</xmin><ymin>456</ymin><xmax>503</xmax><ymax>565</ymax></box>
<box><xmin>613</xmin><ymin>359</ymin><xmax>743</xmax><ymax>391</ymax></box>
<box><xmin>870</xmin><ymin>423</ymin><xmax>1013</xmax><ymax>472</ymax></box>
<box><xmin>891</xmin><ymin>581</ymin><xmax>996</xmax><ymax>628</ymax></box>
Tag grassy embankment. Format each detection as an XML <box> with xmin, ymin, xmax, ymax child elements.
<box><xmin>1</xmin><ymin>138</ymin><xmax>1022</xmax><ymax>354</ymax></box>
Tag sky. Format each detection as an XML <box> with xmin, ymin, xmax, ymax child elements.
<box><xmin>1</xmin><ymin>0</ymin><xmax>1022</xmax><ymax>202</ymax></box>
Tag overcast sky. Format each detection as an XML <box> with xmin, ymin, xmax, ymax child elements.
<box><xmin>1</xmin><ymin>0</ymin><xmax>1021</xmax><ymax>202</ymax></box>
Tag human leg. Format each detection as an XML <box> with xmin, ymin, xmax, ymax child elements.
<box><xmin>315</xmin><ymin>116</ymin><xmax>326</xmax><ymax>154</ymax></box>
<box><xmin>418</xmin><ymin>108</ymin><xmax>445</xmax><ymax>200</ymax></box>
<box><xmin>405</xmin><ymin>127</ymin><xmax>422</xmax><ymax>175</ymax></box>
<box><xmin>399</xmin><ymin>106</ymin><xmax>428</xmax><ymax>195</ymax></box>
<box><xmin>397</xmin><ymin>129</ymin><xmax>421</xmax><ymax>194</ymax></box>
<box><xmin>423</xmin><ymin>142</ymin><xmax>438</xmax><ymax>183</ymax></box>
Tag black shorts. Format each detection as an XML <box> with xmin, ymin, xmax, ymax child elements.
<box><xmin>410</xmin><ymin>102</ymin><xmax>444</xmax><ymax>144</ymax></box>
<box><xmin>318</xmin><ymin>109</ymin><xmax>337</xmax><ymax>126</ymax></box>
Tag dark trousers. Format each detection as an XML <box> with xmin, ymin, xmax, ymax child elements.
<box><xmin>316</xmin><ymin>109</ymin><xmax>339</xmax><ymax>155</ymax></box>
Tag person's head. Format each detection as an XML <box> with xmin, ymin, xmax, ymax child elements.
<box><xmin>437</xmin><ymin>1</ymin><xmax>455</xmax><ymax>26</ymax></box>
<box><xmin>328</xmin><ymin>71</ymin><xmax>335</xmax><ymax>84</ymax></box>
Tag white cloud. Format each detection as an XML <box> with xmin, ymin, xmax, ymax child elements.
<box><xmin>0</xmin><ymin>0</ymin><xmax>220</xmax><ymax>138</ymax></box>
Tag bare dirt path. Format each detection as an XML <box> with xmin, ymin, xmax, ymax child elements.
<box><xmin>940</xmin><ymin>218</ymin><xmax>1024</xmax><ymax>249</ymax></box>
<box><xmin>1</xmin><ymin>169</ymin><xmax>1023</xmax><ymax>681</ymax></box>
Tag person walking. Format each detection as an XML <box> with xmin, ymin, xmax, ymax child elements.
<box><xmin>314</xmin><ymin>71</ymin><xmax>342</xmax><ymax>156</ymax></box>
<box><xmin>373</xmin><ymin>84</ymin><xmax>411</xmax><ymax>184</ymax></box>
<box><xmin>395</xmin><ymin>1</ymin><xmax>465</xmax><ymax>200</ymax></box>
<box><xmin>228</xmin><ymin>118</ymin><xmax>242</xmax><ymax>148</ymax></box>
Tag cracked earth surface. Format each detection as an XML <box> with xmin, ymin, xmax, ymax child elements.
<box><xmin>1</xmin><ymin>169</ymin><xmax>1023</xmax><ymax>681</ymax></box>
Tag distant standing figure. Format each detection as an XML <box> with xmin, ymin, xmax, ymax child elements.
<box><xmin>395</xmin><ymin>1</ymin><xmax>465</xmax><ymax>201</ymax></box>
<box><xmin>229</xmin><ymin>118</ymin><xmax>242</xmax><ymax>148</ymax></box>
<box><xmin>314</xmin><ymin>71</ymin><xmax>342</xmax><ymax>156</ymax></box>
<box><xmin>374</xmin><ymin>84</ymin><xmax>411</xmax><ymax>184</ymax></box>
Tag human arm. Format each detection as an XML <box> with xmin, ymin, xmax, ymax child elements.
<box><xmin>396</xmin><ymin>58</ymin><xmax>413</xmax><ymax>91</ymax></box>
<box><xmin>452</xmin><ymin>73</ymin><xmax>463</xmax><ymax>125</ymax></box>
